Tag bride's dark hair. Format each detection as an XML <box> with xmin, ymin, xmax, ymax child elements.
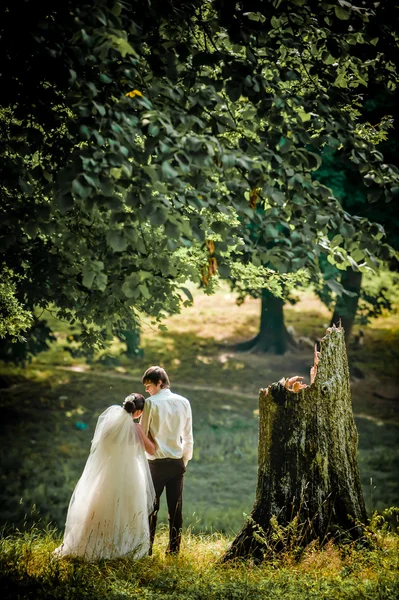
<box><xmin>123</xmin><ymin>393</ymin><xmax>145</xmax><ymax>414</ymax></box>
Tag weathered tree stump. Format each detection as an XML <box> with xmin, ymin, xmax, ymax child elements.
<box><xmin>223</xmin><ymin>325</ymin><xmax>367</xmax><ymax>561</ymax></box>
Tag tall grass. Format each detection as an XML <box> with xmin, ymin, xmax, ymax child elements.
<box><xmin>1</xmin><ymin>512</ymin><xmax>398</xmax><ymax>600</ymax></box>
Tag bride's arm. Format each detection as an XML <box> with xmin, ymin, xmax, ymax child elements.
<box><xmin>135</xmin><ymin>423</ymin><xmax>156</xmax><ymax>455</ymax></box>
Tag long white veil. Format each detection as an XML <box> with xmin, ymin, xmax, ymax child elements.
<box><xmin>55</xmin><ymin>406</ymin><xmax>155</xmax><ymax>561</ymax></box>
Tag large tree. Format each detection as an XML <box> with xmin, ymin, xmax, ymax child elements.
<box><xmin>1</xmin><ymin>0</ymin><xmax>398</xmax><ymax>356</ymax></box>
<box><xmin>314</xmin><ymin>91</ymin><xmax>399</xmax><ymax>340</ymax></box>
<box><xmin>231</xmin><ymin>82</ymin><xmax>399</xmax><ymax>354</ymax></box>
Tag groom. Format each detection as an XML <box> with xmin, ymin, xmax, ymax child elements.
<box><xmin>140</xmin><ymin>365</ymin><xmax>193</xmax><ymax>555</ymax></box>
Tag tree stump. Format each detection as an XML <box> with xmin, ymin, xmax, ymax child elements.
<box><xmin>223</xmin><ymin>324</ymin><xmax>367</xmax><ymax>561</ymax></box>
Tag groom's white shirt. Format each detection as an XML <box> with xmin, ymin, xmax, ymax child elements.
<box><xmin>140</xmin><ymin>388</ymin><xmax>193</xmax><ymax>465</ymax></box>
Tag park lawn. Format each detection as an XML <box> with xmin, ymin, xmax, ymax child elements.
<box><xmin>0</xmin><ymin>285</ymin><xmax>398</xmax><ymax>534</ymax></box>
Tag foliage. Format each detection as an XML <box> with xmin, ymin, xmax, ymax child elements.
<box><xmin>0</xmin><ymin>270</ymin><xmax>33</xmax><ymax>340</ymax></box>
<box><xmin>0</xmin><ymin>515</ymin><xmax>398</xmax><ymax>600</ymax></box>
<box><xmin>311</xmin><ymin>81</ymin><xmax>399</xmax><ymax>308</ymax></box>
<box><xmin>1</xmin><ymin>0</ymin><xmax>399</xmax><ymax>356</ymax></box>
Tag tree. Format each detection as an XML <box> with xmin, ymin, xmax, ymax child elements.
<box><xmin>233</xmin><ymin>80</ymin><xmax>399</xmax><ymax>353</ymax></box>
<box><xmin>223</xmin><ymin>324</ymin><xmax>367</xmax><ymax>561</ymax></box>
<box><xmin>233</xmin><ymin>289</ymin><xmax>297</xmax><ymax>355</ymax></box>
<box><xmin>314</xmin><ymin>90</ymin><xmax>399</xmax><ymax>340</ymax></box>
<box><xmin>1</xmin><ymin>0</ymin><xmax>398</xmax><ymax>357</ymax></box>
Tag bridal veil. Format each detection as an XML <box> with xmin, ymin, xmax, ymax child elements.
<box><xmin>54</xmin><ymin>405</ymin><xmax>155</xmax><ymax>561</ymax></box>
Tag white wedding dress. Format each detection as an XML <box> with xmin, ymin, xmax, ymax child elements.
<box><xmin>54</xmin><ymin>406</ymin><xmax>155</xmax><ymax>561</ymax></box>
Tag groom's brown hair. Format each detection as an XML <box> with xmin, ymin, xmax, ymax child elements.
<box><xmin>142</xmin><ymin>366</ymin><xmax>170</xmax><ymax>388</ymax></box>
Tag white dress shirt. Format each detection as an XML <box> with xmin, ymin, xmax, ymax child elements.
<box><xmin>140</xmin><ymin>388</ymin><xmax>193</xmax><ymax>465</ymax></box>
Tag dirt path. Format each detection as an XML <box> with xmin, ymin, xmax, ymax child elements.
<box><xmin>53</xmin><ymin>365</ymin><xmax>260</xmax><ymax>400</ymax></box>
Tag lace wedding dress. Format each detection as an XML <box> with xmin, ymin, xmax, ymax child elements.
<box><xmin>53</xmin><ymin>406</ymin><xmax>155</xmax><ymax>561</ymax></box>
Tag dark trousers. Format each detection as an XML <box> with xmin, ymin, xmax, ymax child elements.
<box><xmin>148</xmin><ymin>458</ymin><xmax>186</xmax><ymax>554</ymax></box>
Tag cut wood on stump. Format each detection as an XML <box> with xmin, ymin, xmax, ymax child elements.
<box><xmin>223</xmin><ymin>324</ymin><xmax>367</xmax><ymax>561</ymax></box>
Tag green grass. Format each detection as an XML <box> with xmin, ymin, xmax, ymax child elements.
<box><xmin>0</xmin><ymin>366</ymin><xmax>398</xmax><ymax>534</ymax></box>
<box><xmin>0</xmin><ymin>285</ymin><xmax>398</xmax><ymax>533</ymax></box>
<box><xmin>0</xmin><ymin>369</ymin><xmax>259</xmax><ymax>534</ymax></box>
<box><xmin>29</xmin><ymin>286</ymin><xmax>399</xmax><ymax>405</ymax></box>
<box><xmin>1</xmin><ymin>284</ymin><xmax>399</xmax><ymax>598</ymax></box>
<box><xmin>0</xmin><ymin>518</ymin><xmax>398</xmax><ymax>600</ymax></box>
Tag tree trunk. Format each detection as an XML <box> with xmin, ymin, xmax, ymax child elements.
<box><xmin>223</xmin><ymin>325</ymin><xmax>367</xmax><ymax>562</ymax></box>
<box><xmin>117</xmin><ymin>329</ymin><xmax>143</xmax><ymax>358</ymax></box>
<box><xmin>235</xmin><ymin>289</ymin><xmax>296</xmax><ymax>355</ymax></box>
<box><xmin>330</xmin><ymin>269</ymin><xmax>362</xmax><ymax>341</ymax></box>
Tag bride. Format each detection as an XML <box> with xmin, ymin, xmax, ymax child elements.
<box><xmin>53</xmin><ymin>394</ymin><xmax>156</xmax><ymax>561</ymax></box>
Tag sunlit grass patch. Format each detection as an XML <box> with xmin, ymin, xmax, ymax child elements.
<box><xmin>1</xmin><ymin>520</ymin><xmax>398</xmax><ymax>600</ymax></box>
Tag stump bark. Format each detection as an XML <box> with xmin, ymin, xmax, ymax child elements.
<box><xmin>223</xmin><ymin>325</ymin><xmax>367</xmax><ymax>561</ymax></box>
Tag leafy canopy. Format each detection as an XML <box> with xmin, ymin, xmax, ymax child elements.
<box><xmin>1</xmin><ymin>0</ymin><xmax>398</xmax><ymax>352</ymax></box>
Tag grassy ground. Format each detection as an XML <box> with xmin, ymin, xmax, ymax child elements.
<box><xmin>0</xmin><ymin>285</ymin><xmax>398</xmax><ymax>535</ymax></box>
<box><xmin>0</xmin><ymin>519</ymin><xmax>398</xmax><ymax>600</ymax></box>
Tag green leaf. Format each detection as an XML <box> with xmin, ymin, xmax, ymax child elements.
<box><xmin>72</xmin><ymin>178</ymin><xmax>90</xmax><ymax>199</ymax></box>
<box><xmin>217</xmin><ymin>263</ymin><xmax>231</xmax><ymax>278</ymax></box>
<box><xmin>271</xmin><ymin>16</ymin><xmax>280</xmax><ymax>28</ymax></box>
<box><xmin>340</xmin><ymin>223</ymin><xmax>356</xmax><ymax>238</ymax></box>
<box><xmin>108</xmin><ymin>35</ymin><xmax>137</xmax><ymax>57</ymax></box>
<box><xmin>148</xmin><ymin>123</ymin><xmax>160</xmax><ymax>137</ymax></box>
<box><xmin>162</xmin><ymin>161</ymin><xmax>178</xmax><ymax>180</ymax></box>
<box><xmin>297</xmin><ymin>110</ymin><xmax>311</xmax><ymax>123</ymax></box>
<box><xmin>221</xmin><ymin>154</ymin><xmax>236</xmax><ymax>169</ymax></box>
<box><xmin>322</xmin><ymin>51</ymin><xmax>336</xmax><ymax>65</ymax></box>
<box><xmin>96</xmin><ymin>272</ymin><xmax>108</xmax><ymax>292</ymax></box>
<box><xmin>179</xmin><ymin>287</ymin><xmax>194</xmax><ymax>303</ymax></box>
<box><xmin>149</xmin><ymin>208</ymin><xmax>167</xmax><ymax>226</ymax></box>
<box><xmin>164</xmin><ymin>221</ymin><xmax>180</xmax><ymax>238</ymax></box>
<box><xmin>99</xmin><ymin>73</ymin><xmax>113</xmax><ymax>84</ymax></box>
<box><xmin>331</xmin><ymin>234</ymin><xmax>343</xmax><ymax>248</ymax></box>
<box><xmin>271</xmin><ymin>190</ymin><xmax>285</xmax><ymax>204</ymax></box>
<box><xmin>316</xmin><ymin>214</ymin><xmax>330</xmax><ymax>226</ymax></box>
<box><xmin>350</xmin><ymin>250</ymin><xmax>364</xmax><ymax>264</ymax></box>
<box><xmin>58</xmin><ymin>194</ymin><xmax>74</xmax><ymax>214</ymax></box>
<box><xmin>334</xmin><ymin>72</ymin><xmax>348</xmax><ymax>88</ymax></box>
<box><xmin>82</xmin><ymin>264</ymin><xmax>96</xmax><ymax>290</ymax></box>
<box><xmin>93</xmin><ymin>101</ymin><xmax>106</xmax><ymax>116</ymax></box>
<box><xmin>121</xmin><ymin>273</ymin><xmax>140</xmax><ymax>299</ymax></box>
<box><xmin>106</xmin><ymin>231</ymin><xmax>128</xmax><ymax>252</ymax></box>
<box><xmin>325</xmin><ymin>278</ymin><xmax>344</xmax><ymax>295</ymax></box>
<box><xmin>138</xmin><ymin>283</ymin><xmax>151</xmax><ymax>299</ymax></box>
<box><xmin>335</xmin><ymin>6</ymin><xmax>350</xmax><ymax>20</ymax></box>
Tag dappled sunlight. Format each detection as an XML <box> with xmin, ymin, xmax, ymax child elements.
<box><xmin>141</xmin><ymin>287</ymin><xmax>261</xmax><ymax>343</ymax></box>
<box><xmin>1</xmin><ymin>523</ymin><xmax>398</xmax><ymax>600</ymax></box>
<box><xmin>285</xmin><ymin>289</ymin><xmax>331</xmax><ymax>318</ymax></box>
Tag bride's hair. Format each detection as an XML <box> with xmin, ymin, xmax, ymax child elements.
<box><xmin>123</xmin><ymin>393</ymin><xmax>145</xmax><ymax>414</ymax></box>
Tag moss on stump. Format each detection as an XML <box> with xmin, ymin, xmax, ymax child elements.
<box><xmin>223</xmin><ymin>325</ymin><xmax>367</xmax><ymax>561</ymax></box>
